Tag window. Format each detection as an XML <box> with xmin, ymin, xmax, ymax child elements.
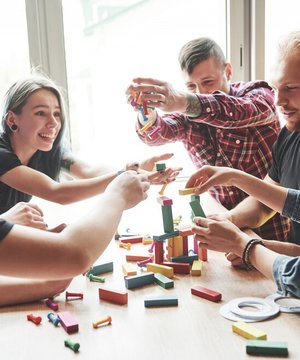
<box><xmin>0</xmin><ymin>0</ymin><xmax>30</xmax><ymax>99</ymax></box>
<box><xmin>62</xmin><ymin>0</ymin><xmax>226</xmax><ymax>173</ymax></box>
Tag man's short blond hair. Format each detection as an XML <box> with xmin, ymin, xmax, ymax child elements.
<box><xmin>277</xmin><ymin>30</ymin><xmax>300</xmax><ymax>60</ymax></box>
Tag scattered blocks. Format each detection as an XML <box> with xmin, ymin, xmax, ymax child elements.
<box><xmin>92</xmin><ymin>315</ymin><xmax>112</xmax><ymax>329</ymax></box>
<box><xmin>144</xmin><ymin>295</ymin><xmax>178</xmax><ymax>307</ymax></box>
<box><xmin>65</xmin><ymin>339</ymin><xmax>80</xmax><ymax>353</ymax></box>
<box><xmin>232</xmin><ymin>321</ymin><xmax>267</xmax><ymax>340</ymax></box>
<box><xmin>57</xmin><ymin>311</ymin><xmax>79</xmax><ymax>334</ymax></box>
<box><xmin>98</xmin><ymin>287</ymin><xmax>128</xmax><ymax>305</ymax></box>
<box><xmin>246</xmin><ymin>340</ymin><xmax>288</xmax><ymax>356</ymax></box>
<box><xmin>154</xmin><ymin>273</ymin><xmax>174</xmax><ymax>289</ymax></box>
<box><xmin>27</xmin><ymin>313</ymin><xmax>42</xmax><ymax>325</ymax></box>
<box><xmin>125</xmin><ymin>272</ymin><xmax>155</xmax><ymax>289</ymax></box>
<box><xmin>191</xmin><ymin>285</ymin><xmax>222</xmax><ymax>302</ymax></box>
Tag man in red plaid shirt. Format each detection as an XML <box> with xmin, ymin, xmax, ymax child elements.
<box><xmin>127</xmin><ymin>37</ymin><xmax>290</xmax><ymax>246</ymax></box>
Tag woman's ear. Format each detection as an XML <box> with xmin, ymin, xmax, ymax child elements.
<box><xmin>6</xmin><ymin>111</ymin><xmax>18</xmax><ymax>132</ymax></box>
<box><xmin>225</xmin><ymin>63</ymin><xmax>233</xmax><ymax>81</ymax></box>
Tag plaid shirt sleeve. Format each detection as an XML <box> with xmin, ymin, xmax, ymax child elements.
<box><xmin>136</xmin><ymin>81</ymin><xmax>277</xmax><ymax>145</ymax></box>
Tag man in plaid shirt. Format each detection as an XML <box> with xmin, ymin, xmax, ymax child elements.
<box><xmin>127</xmin><ymin>37</ymin><xmax>290</xmax><ymax>247</ymax></box>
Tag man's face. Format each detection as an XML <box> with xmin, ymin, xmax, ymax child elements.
<box><xmin>271</xmin><ymin>51</ymin><xmax>300</xmax><ymax>131</ymax></box>
<box><xmin>182</xmin><ymin>56</ymin><xmax>232</xmax><ymax>94</ymax></box>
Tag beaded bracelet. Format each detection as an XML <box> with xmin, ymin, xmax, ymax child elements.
<box><xmin>242</xmin><ymin>239</ymin><xmax>265</xmax><ymax>270</ymax></box>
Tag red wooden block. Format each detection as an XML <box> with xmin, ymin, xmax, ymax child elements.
<box><xmin>119</xmin><ymin>236</ymin><xmax>143</xmax><ymax>244</ymax></box>
<box><xmin>98</xmin><ymin>287</ymin><xmax>128</xmax><ymax>305</ymax></box>
<box><xmin>177</xmin><ymin>226</ymin><xmax>193</xmax><ymax>237</ymax></box>
<box><xmin>57</xmin><ymin>312</ymin><xmax>79</xmax><ymax>334</ymax></box>
<box><xmin>163</xmin><ymin>261</ymin><xmax>190</xmax><ymax>274</ymax></box>
<box><xmin>191</xmin><ymin>285</ymin><xmax>222</xmax><ymax>302</ymax></box>
<box><xmin>126</xmin><ymin>254</ymin><xmax>152</xmax><ymax>262</ymax></box>
<box><xmin>157</xmin><ymin>196</ymin><xmax>173</xmax><ymax>206</ymax></box>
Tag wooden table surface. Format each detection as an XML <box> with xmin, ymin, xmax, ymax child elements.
<box><xmin>1</xmin><ymin>183</ymin><xmax>299</xmax><ymax>359</ymax></box>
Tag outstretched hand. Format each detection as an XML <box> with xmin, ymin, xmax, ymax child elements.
<box><xmin>185</xmin><ymin>165</ymin><xmax>238</xmax><ymax>194</ymax></box>
<box><xmin>126</xmin><ymin>77</ymin><xmax>188</xmax><ymax>113</ymax></box>
<box><xmin>126</xmin><ymin>153</ymin><xmax>183</xmax><ymax>185</ymax></box>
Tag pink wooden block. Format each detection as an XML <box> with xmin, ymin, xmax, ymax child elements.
<box><xmin>57</xmin><ymin>311</ymin><xmax>79</xmax><ymax>334</ymax></box>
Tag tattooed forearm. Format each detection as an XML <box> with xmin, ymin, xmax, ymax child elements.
<box><xmin>185</xmin><ymin>93</ymin><xmax>202</xmax><ymax>118</ymax></box>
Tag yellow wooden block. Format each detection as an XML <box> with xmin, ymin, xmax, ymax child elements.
<box><xmin>232</xmin><ymin>321</ymin><xmax>267</xmax><ymax>340</ymax></box>
<box><xmin>173</xmin><ymin>236</ymin><xmax>183</xmax><ymax>257</ymax></box>
<box><xmin>122</xmin><ymin>263</ymin><xmax>137</xmax><ymax>276</ymax></box>
<box><xmin>146</xmin><ymin>263</ymin><xmax>174</xmax><ymax>278</ymax></box>
<box><xmin>178</xmin><ymin>188</ymin><xmax>197</xmax><ymax>196</ymax></box>
<box><xmin>167</xmin><ymin>238</ymin><xmax>174</xmax><ymax>259</ymax></box>
<box><xmin>191</xmin><ymin>260</ymin><xmax>202</xmax><ymax>276</ymax></box>
<box><xmin>142</xmin><ymin>237</ymin><xmax>153</xmax><ymax>245</ymax></box>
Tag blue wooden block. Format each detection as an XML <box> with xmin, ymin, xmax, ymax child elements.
<box><xmin>144</xmin><ymin>295</ymin><xmax>178</xmax><ymax>307</ymax></box>
<box><xmin>152</xmin><ymin>230</ymin><xmax>179</xmax><ymax>242</ymax></box>
<box><xmin>125</xmin><ymin>272</ymin><xmax>155</xmax><ymax>289</ymax></box>
<box><xmin>171</xmin><ymin>254</ymin><xmax>198</xmax><ymax>264</ymax></box>
<box><xmin>87</xmin><ymin>262</ymin><xmax>113</xmax><ymax>276</ymax></box>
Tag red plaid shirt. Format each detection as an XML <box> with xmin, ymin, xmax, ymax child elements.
<box><xmin>137</xmin><ymin>81</ymin><xmax>290</xmax><ymax>242</ymax></box>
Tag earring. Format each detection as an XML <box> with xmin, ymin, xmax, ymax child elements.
<box><xmin>11</xmin><ymin>124</ymin><xmax>18</xmax><ymax>131</ymax></box>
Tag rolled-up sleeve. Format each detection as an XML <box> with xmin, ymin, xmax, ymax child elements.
<box><xmin>282</xmin><ymin>189</ymin><xmax>300</xmax><ymax>223</ymax></box>
<box><xmin>273</xmin><ymin>255</ymin><xmax>300</xmax><ymax>298</ymax></box>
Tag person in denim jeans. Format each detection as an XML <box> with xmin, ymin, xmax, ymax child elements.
<box><xmin>185</xmin><ymin>30</ymin><xmax>300</xmax><ymax>297</ymax></box>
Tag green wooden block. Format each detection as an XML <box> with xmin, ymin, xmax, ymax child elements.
<box><xmin>190</xmin><ymin>200</ymin><xmax>206</xmax><ymax>218</ymax></box>
<box><xmin>144</xmin><ymin>295</ymin><xmax>178</xmax><ymax>307</ymax></box>
<box><xmin>155</xmin><ymin>163</ymin><xmax>166</xmax><ymax>171</ymax></box>
<box><xmin>246</xmin><ymin>340</ymin><xmax>288</xmax><ymax>356</ymax></box>
<box><xmin>162</xmin><ymin>205</ymin><xmax>174</xmax><ymax>233</ymax></box>
<box><xmin>154</xmin><ymin>273</ymin><xmax>174</xmax><ymax>289</ymax></box>
<box><xmin>191</xmin><ymin>194</ymin><xmax>200</xmax><ymax>201</ymax></box>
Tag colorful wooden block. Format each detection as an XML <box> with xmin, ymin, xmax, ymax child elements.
<box><xmin>178</xmin><ymin>188</ymin><xmax>197</xmax><ymax>195</ymax></box>
<box><xmin>57</xmin><ymin>312</ymin><xmax>79</xmax><ymax>334</ymax></box>
<box><xmin>87</xmin><ymin>262</ymin><xmax>113</xmax><ymax>276</ymax></box>
<box><xmin>118</xmin><ymin>236</ymin><xmax>143</xmax><ymax>244</ymax></box>
<box><xmin>177</xmin><ymin>226</ymin><xmax>193</xmax><ymax>237</ymax></box>
<box><xmin>154</xmin><ymin>241</ymin><xmax>164</xmax><ymax>264</ymax></box>
<box><xmin>146</xmin><ymin>263</ymin><xmax>174</xmax><ymax>278</ymax></box>
<box><xmin>126</xmin><ymin>254</ymin><xmax>152</xmax><ymax>262</ymax></box>
<box><xmin>154</xmin><ymin>273</ymin><xmax>174</xmax><ymax>289</ymax></box>
<box><xmin>246</xmin><ymin>340</ymin><xmax>288</xmax><ymax>356</ymax></box>
<box><xmin>161</xmin><ymin>205</ymin><xmax>174</xmax><ymax>233</ymax></box>
<box><xmin>163</xmin><ymin>261</ymin><xmax>191</xmax><ymax>274</ymax></box>
<box><xmin>190</xmin><ymin>200</ymin><xmax>206</xmax><ymax>218</ymax></box>
<box><xmin>191</xmin><ymin>260</ymin><xmax>202</xmax><ymax>276</ymax></box>
<box><xmin>144</xmin><ymin>295</ymin><xmax>178</xmax><ymax>307</ymax></box>
<box><xmin>171</xmin><ymin>254</ymin><xmax>198</xmax><ymax>265</ymax></box>
<box><xmin>155</xmin><ymin>163</ymin><xmax>166</xmax><ymax>171</ymax></box>
<box><xmin>191</xmin><ymin>285</ymin><xmax>222</xmax><ymax>302</ymax></box>
<box><xmin>98</xmin><ymin>287</ymin><xmax>128</xmax><ymax>305</ymax></box>
<box><xmin>157</xmin><ymin>196</ymin><xmax>173</xmax><ymax>206</ymax></box>
<box><xmin>122</xmin><ymin>263</ymin><xmax>138</xmax><ymax>276</ymax></box>
<box><xmin>153</xmin><ymin>231</ymin><xmax>179</xmax><ymax>241</ymax></box>
<box><xmin>124</xmin><ymin>272</ymin><xmax>155</xmax><ymax>289</ymax></box>
<box><xmin>232</xmin><ymin>321</ymin><xmax>267</xmax><ymax>340</ymax></box>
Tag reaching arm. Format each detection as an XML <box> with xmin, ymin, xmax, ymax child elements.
<box><xmin>186</xmin><ymin>166</ymin><xmax>284</xmax><ymax>228</ymax></box>
<box><xmin>0</xmin><ymin>171</ymin><xmax>150</xmax><ymax>279</ymax></box>
<box><xmin>192</xmin><ymin>217</ymin><xmax>300</xmax><ymax>298</ymax></box>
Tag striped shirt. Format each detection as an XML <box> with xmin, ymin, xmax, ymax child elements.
<box><xmin>136</xmin><ymin>80</ymin><xmax>290</xmax><ymax>242</ymax></box>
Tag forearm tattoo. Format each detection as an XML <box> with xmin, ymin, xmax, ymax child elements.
<box><xmin>185</xmin><ymin>93</ymin><xmax>202</xmax><ymax>118</ymax></box>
